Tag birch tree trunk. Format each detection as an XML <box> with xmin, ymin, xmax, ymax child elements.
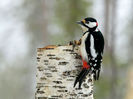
<box><xmin>35</xmin><ymin>45</ymin><xmax>94</xmax><ymax>99</ymax></box>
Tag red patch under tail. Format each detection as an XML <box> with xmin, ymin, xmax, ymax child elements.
<box><xmin>82</xmin><ymin>59</ymin><xmax>90</xmax><ymax>69</ymax></box>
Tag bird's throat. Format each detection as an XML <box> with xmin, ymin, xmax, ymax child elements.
<box><xmin>81</xmin><ymin>26</ymin><xmax>88</xmax><ymax>33</ymax></box>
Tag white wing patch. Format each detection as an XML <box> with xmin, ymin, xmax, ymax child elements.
<box><xmin>90</xmin><ymin>34</ymin><xmax>97</xmax><ymax>58</ymax></box>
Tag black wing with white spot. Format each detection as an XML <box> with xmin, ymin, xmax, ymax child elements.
<box><xmin>85</xmin><ymin>30</ymin><xmax>104</xmax><ymax>80</ymax></box>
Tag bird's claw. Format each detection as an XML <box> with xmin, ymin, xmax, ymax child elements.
<box><xmin>69</xmin><ymin>40</ymin><xmax>81</xmax><ymax>51</ymax></box>
<box><xmin>69</xmin><ymin>41</ymin><xmax>74</xmax><ymax>45</ymax></box>
<box><xmin>68</xmin><ymin>40</ymin><xmax>76</xmax><ymax>51</ymax></box>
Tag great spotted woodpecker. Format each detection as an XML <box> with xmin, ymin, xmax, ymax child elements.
<box><xmin>74</xmin><ymin>17</ymin><xmax>104</xmax><ymax>89</ymax></box>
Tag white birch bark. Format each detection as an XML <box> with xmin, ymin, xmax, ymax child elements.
<box><xmin>35</xmin><ymin>45</ymin><xmax>94</xmax><ymax>99</ymax></box>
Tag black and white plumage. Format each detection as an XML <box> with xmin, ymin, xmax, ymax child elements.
<box><xmin>74</xmin><ymin>17</ymin><xmax>104</xmax><ymax>89</ymax></box>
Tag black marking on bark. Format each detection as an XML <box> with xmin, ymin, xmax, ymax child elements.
<box><xmin>36</xmin><ymin>83</ymin><xmax>45</xmax><ymax>88</ymax></box>
<box><xmin>53</xmin><ymin>81</ymin><xmax>62</xmax><ymax>84</ymax></box>
<box><xmin>45</xmin><ymin>73</ymin><xmax>52</xmax><ymax>77</ymax></box>
<box><xmin>48</xmin><ymin>66</ymin><xmax>55</xmax><ymax>68</ymax></box>
<box><xmin>37</xmin><ymin>60</ymin><xmax>40</xmax><ymax>62</ymax></box>
<box><xmin>75</xmin><ymin>65</ymin><xmax>82</xmax><ymax>68</ymax></box>
<box><xmin>51</xmin><ymin>95</ymin><xmax>63</xmax><ymax>98</ymax></box>
<box><xmin>53</xmin><ymin>85</ymin><xmax>61</xmax><ymax>88</ymax></box>
<box><xmin>78</xmin><ymin>92</ymin><xmax>83</xmax><ymax>94</ymax></box>
<box><xmin>63</xmin><ymin>71</ymin><xmax>71</xmax><ymax>76</ymax></box>
<box><xmin>69</xmin><ymin>93</ymin><xmax>77</xmax><ymax>96</ymax></box>
<box><xmin>44</xmin><ymin>63</ymin><xmax>48</xmax><ymax>65</ymax></box>
<box><xmin>37</xmin><ymin>57</ymin><xmax>40</xmax><ymax>59</ymax></box>
<box><xmin>51</xmin><ymin>70</ymin><xmax>57</xmax><ymax>72</ymax></box>
<box><xmin>88</xmin><ymin>78</ymin><xmax>92</xmax><ymax>83</ymax></box>
<box><xmin>89</xmin><ymin>90</ymin><xmax>93</xmax><ymax>96</ymax></box>
<box><xmin>57</xmin><ymin>90</ymin><xmax>68</xmax><ymax>92</ymax></box>
<box><xmin>83</xmin><ymin>83</ymin><xmax>89</xmax><ymax>88</ymax></box>
<box><xmin>49</xmin><ymin>57</ymin><xmax>60</xmax><ymax>60</ymax></box>
<box><xmin>70</xmin><ymin>52</ymin><xmax>78</xmax><ymax>55</ymax></box>
<box><xmin>37</xmin><ymin>90</ymin><xmax>45</xmax><ymax>94</ymax></box>
<box><xmin>47</xmin><ymin>54</ymin><xmax>56</xmax><ymax>56</ymax></box>
<box><xmin>40</xmin><ymin>76</ymin><xmax>46</xmax><ymax>80</ymax></box>
<box><xmin>66</xmin><ymin>79</ymin><xmax>73</xmax><ymax>81</ymax></box>
<box><xmin>69</xmin><ymin>76</ymin><xmax>75</xmax><ymax>77</ymax></box>
<box><xmin>37</xmin><ymin>97</ymin><xmax>47</xmax><ymax>99</ymax></box>
<box><xmin>81</xmin><ymin>94</ymin><xmax>89</xmax><ymax>97</ymax></box>
<box><xmin>52</xmin><ymin>86</ymin><xmax>66</xmax><ymax>89</ymax></box>
<box><xmin>75</xmin><ymin>55</ymin><xmax>81</xmax><ymax>59</ymax></box>
<box><xmin>63</xmin><ymin>49</ymin><xmax>73</xmax><ymax>52</ymax></box>
<box><xmin>44</xmin><ymin>60</ymin><xmax>48</xmax><ymax>62</ymax></box>
<box><xmin>58</xmin><ymin>62</ymin><xmax>69</xmax><ymax>65</ymax></box>
<box><xmin>37</xmin><ymin>67</ymin><xmax>44</xmax><ymax>71</ymax></box>
<box><xmin>58</xmin><ymin>86</ymin><xmax>66</xmax><ymax>89</ymax></box>
<box><xmin>45</xmin><ymin>48</ymin><xmax>54</xmax><ymax>50</ymax></box>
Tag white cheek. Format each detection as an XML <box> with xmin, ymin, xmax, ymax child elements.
<box><xmin>86</xmin><ymin>22</ymin><xmax>96</xmax><ymax>28</ymax></box>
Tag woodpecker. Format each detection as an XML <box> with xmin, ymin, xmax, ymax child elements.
<box><xmin>74</xmin><ymin>17</ymin><xmax>104</xmax><ymax>89</ymax></box>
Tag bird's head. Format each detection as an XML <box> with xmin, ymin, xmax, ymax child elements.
<box><xmin>77</xmin><ymin>17</ymin><xmax>98</xmax><ymax>32</ymax></box>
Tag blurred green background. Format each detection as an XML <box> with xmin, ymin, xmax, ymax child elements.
<box><xmin>0</xmin><ymin>0</ymin><xmax>133</xmax><ymax>99</ymax></box>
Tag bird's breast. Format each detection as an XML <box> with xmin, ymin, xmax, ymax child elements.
<box><xmin>80</xmin><ymin>32</ymin><xmax>89</xmax><ymax>61</ymax></box>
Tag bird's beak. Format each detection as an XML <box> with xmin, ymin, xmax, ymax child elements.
<box><xmin>77</xmin><ymin>19</ymin><xmax>86</xmax><ymax>26</ymax></box>
<box><xmin>76</xmin><ymin>21</ymin><xmax>84</xmax><ymax>25</ymax></box>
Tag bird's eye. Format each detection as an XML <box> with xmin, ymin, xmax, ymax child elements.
<box><xmin>86</xmin><ymin>21</ymin><xmax>89</xmax><ymax>24</ymax></box>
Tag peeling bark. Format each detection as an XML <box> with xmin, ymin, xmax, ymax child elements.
<box><xmin>35</xmin><ymin>45</ymin><xmax>94</xmax><ymax>99</ymax></box>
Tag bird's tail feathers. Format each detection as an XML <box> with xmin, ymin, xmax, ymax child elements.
<box><xmin>74</xmin><ymin>68</ymin><xmax>90</xmax><ymax>89</ymax></box>
<box><xmin>93</xmin><ymin>69</ymin><xmax>100</xmax><ymax>80</ymax></box>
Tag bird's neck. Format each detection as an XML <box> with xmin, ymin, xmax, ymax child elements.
<box><xmin>89</xmin><ymin>26</ymin><xmax>97</xmax><ymax>32</ymax></box>
<box><xmin>82</xmin><ymin>26</ymin><xmax>88</xmax><ymax>33</ymax></box>
<box><xmin>83</xmin><ymin>27</ymin><xmax>98</xmax><ymax>35</ymax></box>
<box><xmin>83</xmin><ymin>30</ymin><xmax>89</xmax><ymax>36</ymax></box>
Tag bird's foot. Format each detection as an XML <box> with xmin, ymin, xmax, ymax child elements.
<box><xmin>68</xmin><ymin>40</ymin><xmax>81</xmax><ymax>51</ymax></box>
